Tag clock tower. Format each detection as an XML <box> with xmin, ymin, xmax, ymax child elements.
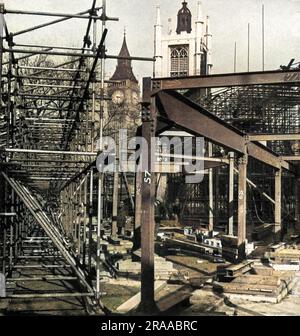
<box><xmin>108</xmin><ymin>32</ymin><xmax>141</xmax><ymax>137</ymax></box>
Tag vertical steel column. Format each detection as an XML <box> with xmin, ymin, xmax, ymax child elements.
<box><xmin>274</xmin><ymin>168</ymin><xmax>282</xmax><ymax>238</ymax></box>
<box><xmin>228</xmin><ymin>152</ymin><xmax>235</xmax><ymax>235</ymax></box>
<box><xmin>83</xmin><ymin>177</ymin><xmax>88</xmax><ymax>266</ymax></box>
<box><xmin>95</xmin><ymin>0</ymin><xmax>106</xmax><ymax>302</ymax></box>
<box><xmin>88</xmin><ymin>170</ymin><xmax>93</xmax><ymax>272</ymax></box>
<box><xmin>92</xmin><ymin>0</ymin><xmax>106</xmax><ymax>300</ymax></box>
<box><xmin>70</xmin><ymin>183</ymin><xmax>74</xmax><ymax>238</ymax></box>
<box><xmin>238</xmin><ymin>155</ymin><xmax>247</xmax><ymax>260</ymax></box>
<box><xmin>2</xmin><ymin>223</ymin><xmax>6</xmax><ymax>274</ymax></box>
<box><xmin>0</xmin><ymin>4</ymin><xmax>4</xmax><ymax>105</ymax></box>
<box><xmin>8</xmin><ymin>189</ymin><xmax>14</xmax><ymax>274</ymax></box>
<box><xmin>2</xmin><ymin>180</ymin><xmax>7</xmax><ymax>274</ymax></box>
<box><xmin>15</xmin><ymin>194</ymin><xmax>19</xmax><ymax>257</ymax></box>
<box><xmin>96</xmin><ymin>173</ymin><xmax>103</xmax><ymax>300</ymax></box>
<box><xmin>19</xmin><ymin>202</ymin><xmax>24</xmax><ymax>253</ymax></box>
<box><xmin>139</xmin><ymin>84</ymin><xmax>158</xmax><ymax>313</ymax></box>
<box><xmin>12</xmin><ymin>58</ymin><xmax>17</xmax><ymax>146</ymax></box>
<box><xmin>214</xmin><ymin>167</ymin><xmax>220</xmax><ymax>228</ymax></box>
<box><xmin>208</xmin><ymin>143</ymin><xmax>214</xmax><ymax>231</ymax></box>
<box><xmin>295</xmin><ymin>177</ymin><xmax>300</xmax><ymax>231</ymax></box>
<box><xmin>111</xmin><ymin>131</ymin><xmax>119</xmax><ymax>238</ymax></box>
<box><xmin>112</xmin><ymin>169</ymin><xmax>119</xmax><ymax>238</ymax></box>
<box><xmin>133</xmin><ymin>172</ymin><xmax>142</xmax><ymax>251</ymax></box>
<box><xmin>77</xmin><ymin>182</ymin><xmax>81</xmax><ymax>256</ymax></box>
<box><xmin>6</xmin><ymin>42</ymin><xmax>13</xmax><ymax>147</ymax></box>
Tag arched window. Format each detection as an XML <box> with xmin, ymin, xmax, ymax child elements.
<box><xmin>170</xmin><ymin>45</ymin><xmax>189</xmax><ymax>77</ymax></box>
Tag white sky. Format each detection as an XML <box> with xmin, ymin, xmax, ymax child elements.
<box><xmin>2</xmin><ymin>0</ymin><xmax>300</xmax><ymax>82</ymax></box>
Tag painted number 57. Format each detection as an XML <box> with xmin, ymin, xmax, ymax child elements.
<box><xmin>144</xmin><ymin>171</ymin><xmax>151</xmax><ymax>184</ymax></box>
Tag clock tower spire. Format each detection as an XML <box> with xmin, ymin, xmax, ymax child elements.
<box><xmin>110</xmin><ymin>31</ymin><xmax>138</xmax><ymax>83</ymax></box>
<box><xmin>108</xmin><ymin>32</ymin><xmax>141</xmax><ymax>135</ymax></box>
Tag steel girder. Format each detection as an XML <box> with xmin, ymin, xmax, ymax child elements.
<box><xmin>156</xmin><ymin>90</ymin><xmax>293</xmax><ymax>172</ymax></box>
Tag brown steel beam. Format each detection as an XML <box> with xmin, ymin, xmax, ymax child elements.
<box><xmin>157</xmin><ymin>90</ymin><xmax>292</xmax><ymax>171</ymax></box>
<box><xmin>295</xmin><ymin>178</ymin><xmax>300</xmax><ymax>231</ymax></box>
<box><xmin>249</xmin><ymin>134</ymin><xmax>300</xmax><ymax>141</ymax></box>
<box><xmin>208</xmin><ymin>143</ymin><xmax>214</xmax><ymax>231</ymax></box>
<box><xmin>228</xmin><ymin>152</ymin><xmax>235</xmax><ymax>236</ymax></box>
<box><xmin>138</xmin><ymin>99</ymin><xmax>159</xmax><ymax>314</ymax></box>
<box><xmin>274</xmin><ymin>169</ymin><xmax>282</xmax><ymax>237</ymax></box>
<box><xmin>281</xmin><ymin>156</ymin><xmax>300</xmax><ymax>161</ymax></box>
<box><xmin>238</xmin><ymin>155</ymin><xmax>247</xmax><ymax>260</ymax></box>
<box><xmin>157</xmin><ymin>90</ymin><xmax>246</xmax><ymax>152</ymax></box>
<box><xmin>133</xmin><ymin>172</ymin><xmax>142</xmax><ymax>251</ymax></box>
<box><xmin>247</xmin><ymin>141</ymin><xmax>281</xmax><ymax>169</ymax></box>
<box><xmin>152</xmin><ymin>69</ymin><xmax>300</xmax><ymax>91</ymax></box>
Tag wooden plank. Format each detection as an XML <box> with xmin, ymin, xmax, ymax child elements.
<box><xmin>156</xmin><ymin>285</ymin><xmax>193</xmax><ymax>313</ymax></box>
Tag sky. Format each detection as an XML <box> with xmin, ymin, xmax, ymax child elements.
<box><xmin>2</xmin><ymin>0</ymin><xmax>300</xmax><ymax>82</ymax></box>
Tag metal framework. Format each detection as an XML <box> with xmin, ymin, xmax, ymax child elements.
<box><xmin>0</xmin><ymin>0</ymin><xmax>300</xmax><ymax>316</ymax></box>
<box><xmin>136</xmin><ymin>66</ymin><xmax>300</xmax><ymax>312</ymax></box>
<box><xmin>0</xmin><ymin>0</ymin><xmax>153</xmax><ymax>314</ymax></box>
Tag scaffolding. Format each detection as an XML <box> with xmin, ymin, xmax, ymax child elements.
<box><xmin>0</xmin><ymin>0</ymin><xmax>153</xmax><ymax>313</ymax></box>
<box><xmin>0</xmin><ymin>0</ymin><xmax>300</xmax><ymax>316</ymax></box>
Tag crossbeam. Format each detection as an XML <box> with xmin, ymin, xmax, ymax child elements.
<box><xmin>156</xmin><ymin>90</ymin><xmax>293</xmax><ymax>172</ymax></box>
<box><xmin>152</xmin><ymin>69</ymin><xmax>300</xmax><ymax>91</ymax></box>
<box><xmin>249</xmin><ymin>134</ymin><xmax>300</xmax><ymax>141</ymax></box>
<box><xmin>3</xmin><ymin>148</ymin><xmax>97</xmax><ymax>156</ymax></box>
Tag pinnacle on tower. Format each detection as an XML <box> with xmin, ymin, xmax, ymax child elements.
<box><xmin>176</xmin><ymin>1</ymin><xmax>192</xmax><ymax>34</ymax></box>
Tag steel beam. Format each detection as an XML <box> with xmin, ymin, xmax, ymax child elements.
<box><xmin>139</xmin><ymin>99</ymin><xmax>158</xmax><ymax>313</ymax></box>
<box><xmin>295</xmin><ymin>178</ymin><xmax>300</xmax><ymax>231</ymax></box>
<box><xmin>157</xmin><ymin>90</ymin><xmax>292</xmax><ymax>171</ymax></box>
<box><xmin>133</xmin><ymin>172</ymin><xmax>142</xmax><ymax>251</ymax></box>
<box><xmin>208</xmin><ymin>143</ymin><xmax>214</xmax><ymax>231</ymax></box>
<box><xmin>157</xmin><ymin>90</ymin><xmax>246</xmax><ymax>152</ymax></box>
<box><xmin>0</xmin><ymin>3</ymin><xmax>4</xmax><ymax>105</ymax></box>
<box><xmin>228</xmin><ymin>152</ymin><xmax>235</xmax><ymax>236</ymax></box>
<box><xmin>5</xmin><ymin>9</ymin><xmax>100</xmax><ymax>20</ymax></box>
<box><xmin>274</xmin><ymin>169</ymin><xmax>282</xmax><ymax>236</ymax></box>
<box><xmin>152</xmin><ymin>69</ymin><xmax>300</xmax><ymax>91</ymax></box>
<box><xmin>3</xmin><ymin>148</ymin><xmax>97</xmax><ymax>156</ymax></box>
<box><xmin>4</xmin><ymin>48</ymin><xmax>99</xmax><ymax>59</ymax></box>
<box><xmin>249</xmin><ymin>134</ymin><xmax>300</xmax><ymax>142</ymax></box>
<box><xmin>237</xmin><ymin>155</ymin><xmax>247</xmax><ymax>260</ymax></box>
<box><xmin>3</xmin><ymin>8</ymin><xmax>102</xmax><ymax>38</ymax></box>
<box><xmin>281</xmin><ymin>156</ymin><xmax>300</xmax><ymax>161</ymax></box>
<box><xmin>18</xmin><ymin>65</ymin><xmax>87</xmax><ymax>73</ymax></box>
<box><xmin>112</xmin><ymin>170</ymin><xmax>119</xmax><ymax>238</ymax></box>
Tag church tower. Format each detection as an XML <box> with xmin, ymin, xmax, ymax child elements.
<box><xmin>154</xmin><ymin>1</ymin><xmax>212</xmax><ymax>78</ymax></box>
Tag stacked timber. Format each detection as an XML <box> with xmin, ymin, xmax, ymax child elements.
<box><xmin>103</xmin><ymin>240</ymin><xmax>133</xmax><ymax>256</ymax></box>
<box><xmin>214</xmin><ymin>269</ymin><xmax>295</xmax><ymax>303</ymax></box>
<box><xmin>220</xmin><ymin>235</ymin><xmax>239</xmax><ymax>262</ymax></box>
<box><xmin>264</xmin><ymin>245</ymin><xmax>300</xmax><ymax>271</ymax></box>
<box><xmin>217</xmin><ymin>261</ymin><xmax>253</xmax><ymax>281</ymax></box>
<box><xmin>265</xmin><ymin>247</ymin><xmax>300</xmax><ymax>262</ymax></box>
<box><xmin>115</xmin><ymin>255</ymin><xmax>178</xmax><ymax>280</ymax></box>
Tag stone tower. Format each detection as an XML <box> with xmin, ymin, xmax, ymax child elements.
<box><xmin>154</xmin><ymin>1</ymin><xmax>212</xmax><ymax>78</ymax></box>
<box><xmin>108</xmin><ymin>32</ymin><xmax>141</xmax><ymax>136</ymax></box>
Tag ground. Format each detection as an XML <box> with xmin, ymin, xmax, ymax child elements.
<box><xmin>100</xmin><ymin>279</ymin><xmax>140</xmax><ymax>311</ymax></box>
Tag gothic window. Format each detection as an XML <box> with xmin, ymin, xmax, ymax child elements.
<box><xmin>170</xmin><ymin>45</ymin><xmax>189</xmax><ymax>77</ymax></box>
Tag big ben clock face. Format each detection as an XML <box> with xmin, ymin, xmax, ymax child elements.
<box><xmin>112</xmin><ymin>90</ymin><xmax>125</xmax><ymax>105</ymax></box>
<box><xmin>132</xmin><ymin>91</ymin><xmax>140</xmax><ymax>106</ymax></box>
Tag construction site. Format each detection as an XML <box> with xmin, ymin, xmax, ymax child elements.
<box><xmin>0</xmin><ymin>0</ymin><xmax>300</xmax><ymax>316</ymax></box>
